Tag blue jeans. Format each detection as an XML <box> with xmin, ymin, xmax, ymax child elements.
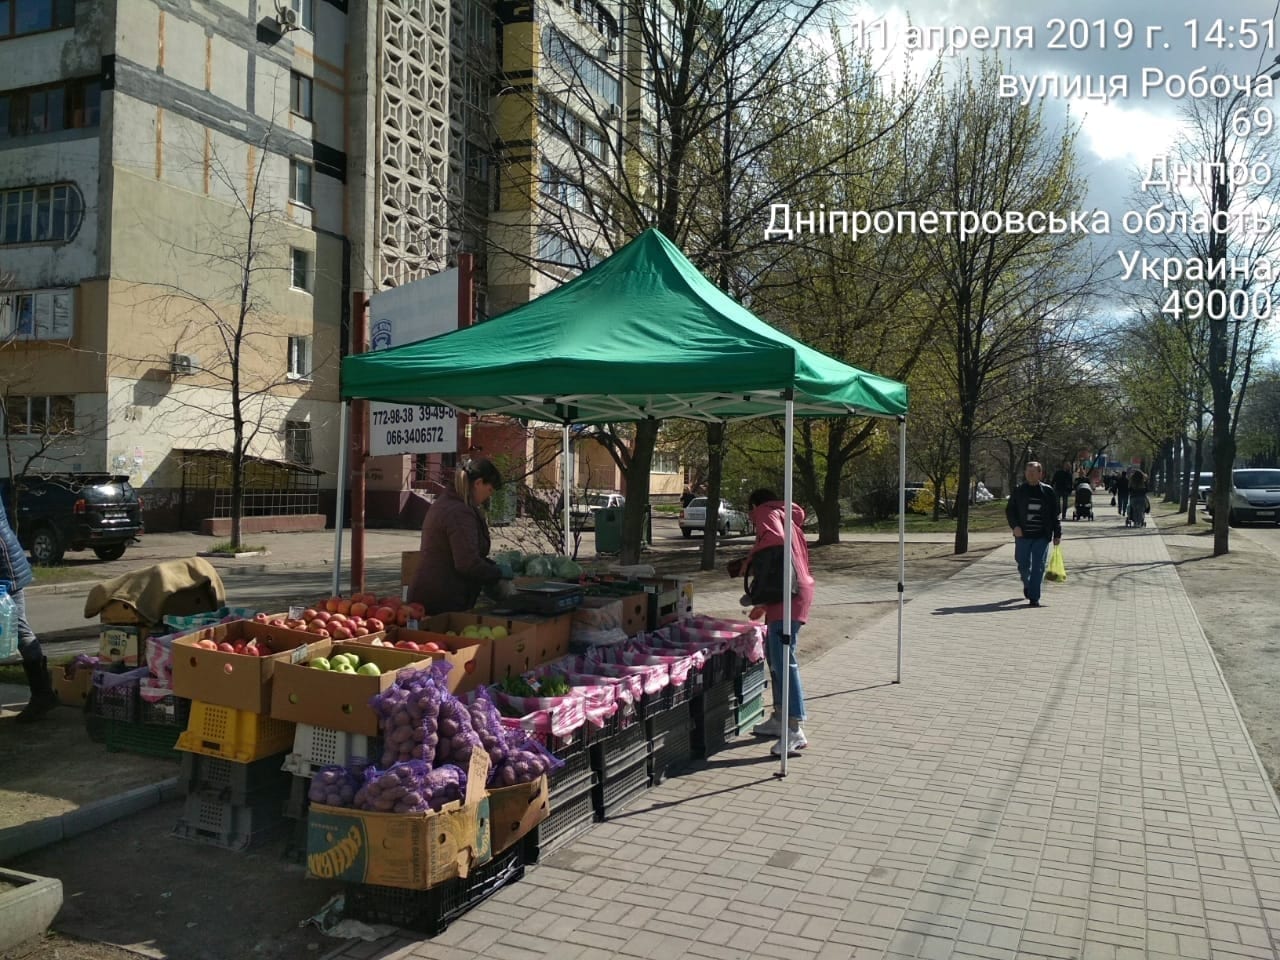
<box><xmin>1015</xmin><ymin>537</ymin><xmax>1052</xmax><ymax>603</ymax></box>
<box><xmin>766</xmin><ymin>620</ymin><xmax>807</xmax><ymax>721</ymax></box>
<box><xmin>12</xmin><ymin>589</ymin><xmax>41</xmax><ymax>663</ymax></box>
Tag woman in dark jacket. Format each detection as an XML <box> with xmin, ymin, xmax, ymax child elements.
<box><xmin>0</xmin><ymin>497</ymin><xmax>56</xmax><ymax>721</ymax></box>
<box><xmin>407</xmin><ymin>459</ymin><xmax>514</xmax><ymax>614</ymax></box>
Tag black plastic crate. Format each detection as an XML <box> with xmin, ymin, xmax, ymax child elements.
<box><xmin>284</xmin><ymin>774</ymin><xmax>310</xmax><ymax>821</ymax></box>
<box><xmin>89</xmin><ymin>667</ymin><xmax>147</xmax><ymax>723</ymax></box>
<box><xmin>548</xmin><ymin>746</ymin><xmax>593</xmax><ymax>797</ymax></box>
<box><xmin>693</xmin><ymin>679</ymin><xmax>735</xmax><ymax>722</ymax></box>
<box><xmin>593</xmin><ymin>755</ymin><xmax>650</xmax><ymax>818</ymax></box>
<box><xmin>736</xmin><ymin>659</ymin><xmax>767</xmax><ymax>701</ymax></box>
<box><xmin>527</xmin><ymin>781</ymin><xmax>595</xmax><ymax>861</ymax></box>
<box><xmin>343</xmin><ymin>845</ymin><xmax>526</xmax><ymax>936</ymax></box>
<box><xmin>180</xmin><ymin>751</ymin><xmax>291</xmax><ymax>805</ymax></box>
<box><xmin>140</xmin><ymin>692</ymin><xmax>192</xmax><ymax>728</ymax></box>
<box><xmin>172</xmin><ymin>788</ymin><xmax>288</xmax><ymax>851</ymax></box>
<box><xmin>105</xmin><ymin>720</ymin><xmax>181</xmax><ymax>760</ymax></box>
<box><xmin>649</xmin><ymin>720</ymin><xmax>694</xmax><ymax>785</ymax></box>
<box><xmin>590</xmin><ymin>721</ymin><xmax>649</xmax><ymax>779</ymax></box>
<box><xmin>592</xmin><ymin>699</ymin><xmax>641</xmax><ymax>740</ymax></box>
<box><xmin>693</xmin><ymin>703</ymin><xmax>736</xmax><ymax>758</ymax></box>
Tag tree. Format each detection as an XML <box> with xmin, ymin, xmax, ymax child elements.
<box><xmin>921</xmin><ymin>59</ymin><xmax>1098</xmax><ymax>554</ymax></box>
<box><xmin>1132</xmin><ymin>88</ymin><xmax>1280</xmax><ymax>552</ymax></box>
<box><xmin>1236</xmin><ymin>363</ymin><xmax>1280</xmax><ymax>466</ymax></box>
<box><xmin>115</xmin><ymin>130</ymin><xmax>337</xmax><ymax>549</ymax></box>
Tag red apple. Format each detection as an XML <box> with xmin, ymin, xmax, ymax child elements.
<box><xmin>366</xmin><ymin>618</ymin><xmax>384</xmax><ymax>632</ymax></box>
<box><xmin>217</xmin><ymin>642</ymin><xmax>236</xmax><ymax>653</ymax></box>
<box><xmin>331</xmin><ymin>626</ymin><xmax>352</xmax><ymax>641</ymax></box>
<box><xmin>422</xmin><ymin>642</ymin><xmax>441</xmax><ymax>653</ymax></box>
<box><xmin>408</xmin><ymin>603</ymin><xmax>426</xmax><ymax>620</ymax></box>
<box><xmin>254</xmin><ymin>613</ymin><xmax>269</xmax><ymax>623</ymax></box>
<box><xmin>325</xmin><ymin>596</ymin><xmax>343</xmax><ymax>613</ymax></box>
<box><xmin>269</xmin><ymin>618</ymin><xmax>287</xmax><ymax>628</ymax></box>
<box><xmin>350</xmin><ymin>602</ymin><xmax>369</xmax><ymax>618</ymax></box>
<box><xmin>396</xmin><ymin>607</ymin><xmax>412</xmax><ymax>627</ymax></box>
<box><xmin>302</xmin><ymin>608</ymin><xmax>319</xmax><ymax>622</ymax></box>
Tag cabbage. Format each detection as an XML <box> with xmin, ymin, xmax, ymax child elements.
<box><xmin>524</xmin><ymin>556</ymin><xmax>553</xmax><ymax>578</ymax></box>
<box><xmin>552</xmin><ymin>557</ymin><xmax>582</xmax><ymax>580</ymax></box>
<box><xmin>494</xmin><ymin>550</ymin><xmax>524</xmax><ymax>574</ymax></box>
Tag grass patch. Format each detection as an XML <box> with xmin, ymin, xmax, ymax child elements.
<box><xmin>29</xmin><ymin>565</ymin><xmax>102</xmax><ymax>586</ymax></box>
<box><xmin>842</xmin><ymin>500</ymin><xmax>1011</xmax><ymax>534</ymax></box>
<box><xmin>207</xmin><ymin>541</ymin><xmax>266</xmax><ymax>554</ymax></box>
<box><xmin>652</xmin><ymin>504</ymin><xmax>683</xmax><ymax>515</ymax></box>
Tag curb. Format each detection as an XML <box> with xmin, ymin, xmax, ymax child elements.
<box><xmin>0</xmin><ymin>777</ymin><xmax>182</xmax><ymax>863</ymax></box>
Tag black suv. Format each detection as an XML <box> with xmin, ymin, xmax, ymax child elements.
<box><xmin>0</xmin><ymin>474</ymin><xmax>144</xmax><ymax>564</ymax></box>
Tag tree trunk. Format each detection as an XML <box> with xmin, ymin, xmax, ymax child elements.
<box><xmin>814</xmin><ymin>464</ymin><xmax>843</xmax><ymax>545</ymax></box>
<box><xmin>1212</xmin><ymin>413</ymin><xmax>1234</xmax><ymax>555</ymax></box>
<box><xmin>699</xmin><ymin>422</ymin><xmax>725</xmax><ymax>571</ymax></box>
<box><xmin>230</xmin><ymin>429</ymin><xmax>244</xmax><ymax>551</ymax></box>
<box><xmin>1189</xmin><ymin>433</ymin><xmax>1203</xmax><ymax>525</ymax></box>
<box><xmin>620</xmin><ymin>420</ymin><xmax>659</xmax><ymax>565</ymax></box>
<box><xmin>954</xmin><ymin>430</ymin><xmax>973</xmax><ymax>555</ymax></box>
<box><xmin>1178</xmin><ymin>434</ymin><xmax>1190</xmax><ymax>514</ymax></box>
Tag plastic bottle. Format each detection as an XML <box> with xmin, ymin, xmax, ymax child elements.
<box><xmin>0</xmin><ymin>582</ymin><xmax>15</xmax><ymax>658</ymax></box>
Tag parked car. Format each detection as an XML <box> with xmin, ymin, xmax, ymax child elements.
<box><xmin>0</xmin><ymin>473</ymin><xmax>144</xmax><ymax>565</ymax></box>
<box><xmin>569</xmin><ymin>492</ymin><xmax>624</xmax><ymax>531</ymax></box>
<box><xmin>678</xmin><ymin>497</ymin><xmax>751</xmax><ymax>538</ymax></box>
<box><xmin>1196</xmin><ymin>472</ymin><xmax>1214</xmax><ymax>503</ymax></box>
<box><xmin>1202</xmin><ymin>468</ymin><xmax>1280</xmax><ymax>526</ymax></box>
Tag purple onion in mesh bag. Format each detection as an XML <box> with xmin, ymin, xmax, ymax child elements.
<box><xmin>489</xmin><ymin>725</ymin><xmax>566</xmax><ymax>787</ymax></box>
<box><xmin>467</xmin><ymin>687</ymin><xmax>511</xmax><ymax>774</ymax></box>
<box><xmin>433</xmin><ymin>695</ymin><xmax>482</xmax><ymax>769</ymax></box>
<box><xmin>422</xmin><ymin>764</ymin><xmax>468</xmax><ymax>811</ymax></box>
<box><xmin>369</xmin><ymin>661</ymin><xmax>451</xmax><ymax>767</ymax></box>
<box><xmin>356</xmin><ymin>760</ymin><xmax>436</xmax><ymax>814</ymax></box>
<box><xmin>309</xmin><ymin>764</ymin><xmax>361</xmax><ymax>808</ymax></box>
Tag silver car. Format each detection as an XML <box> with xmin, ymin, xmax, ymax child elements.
<box><xmin>1203</xmin><ymin>469</ymin><xmax>1280</xmax><ymax>525</ymax></box>
<box><xmin>678</xmin><ymin>497</ymin><xmax>752</xmax><ymax>537</ymax></box>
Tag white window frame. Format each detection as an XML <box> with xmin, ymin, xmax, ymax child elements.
<box><xmin>287</xmin><ymin>335</ymin><xmax>313</xmax><ymax>381</ymax></box>
<box><xmin>289</xmin><ymin>247</ymin><xmax>313</xmax><ymax>293</ymax></box>
<box><xmin>284</xmin><ymin>418</ymin><xmax>313</xmax><ymax>465</ymax></box>
<box><xmin>652</xmin><ymin>451</ymin><xmax>679</xmax><ymax>474</ymax></box>
<box><xmin>0</xmin><ymin>287</ymin><xmax>74</xmax><ymax>341</ymax></box>
<box><xmin>2</xmin><ymin>394</ymin><xmax>75</xmax><ymax>437</ymax></box>
<box><xmin>289</xmin><ymin>159</ymin><xmax>313</xmax><ymax>208</ymax></box>
<box><xmin>290</xmin><ymin>0</ymin><xmax>315</xmax><ymax>32</ymax></box>
<box><xmin>289</xmin><ymin>71</ymin><xmax>313</xmax><ymax>120</ymax></box>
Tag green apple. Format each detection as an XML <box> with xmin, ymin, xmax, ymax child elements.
<box><xmin>461</xmin><ymin>625</ymin><xmax>480</xmax><ymax>638</ymax></box>
<box><xmin>491</xmin><ymin>626</ymin><xmax>508</xmax><ymax>639</ymax></box>
<box><xmin>310</xmin><ymin>657</ymin><xmax>332</xmax><ymax>671</ymax></box>
<box><xmin>357</xmin><ymin>662</ymin><xmax>382</xmax><ymax>677</ymax></box>
<box><xmin>336</xmin><ymin>662</ymin><xmax>357</xmax><ymax>674</ymax></box>
<box><xmin>478</xmin><ymin>627</ymin><xmax>493</xmax><ymax>639</ymax></box>
<box><xmin>446</xmin><ymin>630</ymin><xmax>458</xmax><ymax>637</ymax></box>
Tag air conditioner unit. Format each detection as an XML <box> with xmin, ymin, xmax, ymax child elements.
<box><xmin>607</xmin><ymin>103</ymin><xmax>620</xmax><ymax>118</ymax></box>
<box><xmin>170</xmin><ymin>353</ymin><xmax>198</xmax><ymax>376</ymax></box>
<box><xmin>276</xmin><ymin>4</ymin><xmax>299</xmax><ymax>31</ymax></box>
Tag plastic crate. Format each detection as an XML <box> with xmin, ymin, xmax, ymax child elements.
<box><xmin>176</xmin><ymin>701</ymin><xmax>296</xmax><ymax>763</ymax></box>
<box><xmin>593</xmin><ymin>755</ymin><xmax>650</xmax><ymax>819</ymax></box>
<box><xmin>694</xmin><ymin>679</ymin><xmax>735</xmax><ymax>720</ymax></box>
<box><xmin>590</xmin><ymin>721</ymin><xmax>649</xmax><ymax>779</ymax></box>
<box><xmin>592</xmin><ymin>699</ymin><xmax>640</xmax><ymax>740</ymax></box>
<box><xmin>527</xmin><ymin>781</ymin><xmax>595</xmax><ymax>860</ymax></box>
<box><xmin>736</xmin><ymin>659</ymin><xmax>767</xmax><ymax>701</ymax></box>
<box><xmin>694</xmin><ymin>703</ymin><xmax>736</xmax><ymax>758</ymax></box>
<box><xmin>180</xmin><ymin>751</ymin><xmax>291</xmax><ymax>804</ymax></box>
<box><xmin>649</xmin><ymin>719</ymin><xmax>693</xmax><ymax>785</ymax></box>
<box><xmin>281</xmin><ymin>724</ymin><xmax>380</xmax><ymax>778</ymax></box>
<box><xmin>105</xmin><ymin>720</ymin><xmax>182</xmax><ymax>760</ymax></box>
<box><xmin>342</xmin><ymin>844</ymin><xmax>526</xmax><ymax>936</ymax></box>
<box><xmin>172</xmin><ymin>788</ymin><xmax>287</xmax><ymax>850</ymax></box>
<box><xmin>655</xmin><ymin>681</ymin><xmax>693</xmax><ymax>713</ymax></box>
<box><xmin>548</xmin><ymin>746</ymin><xmax>593</xmax><ymax>797</ymax></box>
<box><xmin>89</xmin><ymin>666</ymin><xmax>148</xmax><ymax>723</ymax></box>
<box><xmin>140</xmin><ymin>693</ymin><xmax>192</xmax><ymax>729</ymax></box>
<box><xmin>283</xmin><ymin>814</ymin><xmax>307</xmax><ymax>865</ymax></box>
<box><xmin>736</xmin><ymin>691</ymin><xmax>766</xmax><ymax>733</ymax></box>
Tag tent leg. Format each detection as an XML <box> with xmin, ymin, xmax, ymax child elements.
<box><xmin>897</xmin><ymin>415</ymin><xmax>906</xmax><ymax>684</ymax></box>
<box><xmin>332</xmin><ymin>401</ymin><xmax>351</xmax><ymax>597</ymax></box>
<box><xmin>562</xmin><ymin>424</ymin><xmax>571</xmax><ymax>557</ymax></box>
<box><xmin>777</xmin><ymin>397</ymin><xmax>795</xmax><ymax>779</ymax></box>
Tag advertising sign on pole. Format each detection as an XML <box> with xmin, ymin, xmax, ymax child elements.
<box><xmin>367</xmin><ymin>271</ymin><xmax>460</xmax><ymax>457</ymax></box>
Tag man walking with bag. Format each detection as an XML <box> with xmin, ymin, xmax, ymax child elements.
<box><xmin>1006</xmin><ymin>462</ymin><xmax>1063</xmax><ymax>608</ymax></box>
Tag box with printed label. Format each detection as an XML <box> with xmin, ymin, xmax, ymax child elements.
<box><xmin>171</xmin><ymin>622</ymin><xmax>325</xmax><ymax>714</ymax></box>
<box><xmin>100</xmin><ymin>626</ymin><xmax>152</xmax><ymax>666</ymax></box>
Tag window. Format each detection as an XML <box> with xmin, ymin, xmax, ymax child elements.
<box><xmin>0</xmin><ymin>77</ymin><xmax>98</xmax><ymax>141</ymax></box>
<box><xmin>0</xmin><ymin>288</ymin><xmax>73</xmax><ymax>340</ymax></box>
<box><xmin>2</xmin><ymin>394</ymin><xmax>74</xmax><ymax>436</ymax></box>
<box><xmin>537</xmin><ymin>230</ymin><xmax>579</xmax><ymax>268</ymax></box>
<box><xmin>541</xmin><ymin>26</ymin><xmax>621</xmax><ymax>106</ymax></box>
<box><xmin>289</xmin><ymin>159</ymin><xmax>312</xmax><ymax>206</ymax></box>
<box><xmin>284</xmin><ymin>419</ymin><xmax>313</xmax><ymax>465</ymax></box>
<box><xmin>289</xmin><ymin>0</ymin><xmax>314</xmax><ymax>32</ymax></box>
<box><xmin>290</xmin><ymin>247</ymin><xmax>312</xmax><ymax>292</ymax></box>
<box><xmin>1</xmin><ymin>0</ymin><xmax>75</xmax><ymax>39</ymax></box>
<box><xmin>652</xmin><ymin>452</ymin><xmax>679</xmax><ymax>474</ymax></box>
<box><xmin>0</xmin><ymin>183</ymin><xmax>84</xmax><ymax>245</ymax></box>
<box><xmin>287</xmin><ymin>335</ymin><xmax>312</xmax><ymax>379</ymax></box>
<box><xmin>290</xmin><ymin>72</ymin><xmax>313</xmax><ymax>120</ymax></box>
<box><xmin>540</xmin><ymin>95</ymin><xmax>607</xmax><ymax>160</ymax></box>
<box><xmin>540</xmin><ymin>162</ymin><xmax>587</xmax><ymax>211</ymax></box>
<box><xmin>413</xmin><ymin>453</ymin><xmax>430</xmax><ymax>484</ymax></box>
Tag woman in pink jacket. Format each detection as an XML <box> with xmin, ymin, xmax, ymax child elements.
<box><xmin>730</xmin><ymin>488</ymin><xmax>814</xmax><ymax>755</ymax></box>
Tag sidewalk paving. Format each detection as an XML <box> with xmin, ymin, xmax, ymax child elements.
<box><xmin>331</xmin><ymin>522</ymin><xmax>1280</xmax><ymax>960</ymax></box>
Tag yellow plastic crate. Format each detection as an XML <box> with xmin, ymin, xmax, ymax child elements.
<box><xmin>176</xmin><ymin>701</ymin><xmax>296</xmax><ymax>763</ymax></box>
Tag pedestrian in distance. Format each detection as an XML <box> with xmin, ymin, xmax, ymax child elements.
<box><xmin>726</xmin><ymin>488</ymin><xmax>814</xmax><ymax>756</ymax></box>
<box><xmin>1006</xmin><ymin>461</ymin><xmax>1063</xmax><ymax>608</ymax></box>
<box><xmin>0</xmin><ymin>496</ymin><xmax>56</xmax><ymax>722</ymax></box>
<box><xmin>1126</xmin><ymin>469</ymin><xmax>1150</xmax><ymax>527</ymax></box>
<box><xmin>680</xmin><ymin>484</ymin><xmax>696</xmax><ymax>509</ymax></box>
<box><xmin>1115</xmin><ymin>470</ymin><xmax>1130</xmax><ymax>517</ymax></box>
<box><xmin>1051</xmin><ymin>461</ymin><xmax>1074</xmax><ymax>521</ymax></box>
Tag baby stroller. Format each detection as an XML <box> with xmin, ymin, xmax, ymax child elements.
<box><xmin>1072</xmin><ymin>481</ymin><xmax>1094</xmax><ymax>520</ymax></box>
<box><xmin>1125</xmin><ymin>491</ymin><xmax>1148</xmax><ymax>528</ymax></box>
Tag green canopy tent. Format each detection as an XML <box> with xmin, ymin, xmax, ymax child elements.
<box><xmin>337</xmin><ymin>228</ymin><xmax>909</xmax><ymax>771</ymax></box>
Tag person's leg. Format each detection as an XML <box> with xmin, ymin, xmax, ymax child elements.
<box><xmin>13</xmin><ymin>589</ymin><xmax>56</xmax><ymax>722</ymax></box>
<box><xmin>1014</xmin><ymin>537</ymin><xmax>1032</xmax><ymax>595</ymax></box>
<box><xmin>1027</xmin><ymin>539</ymin><xmax>1052</xmax><ymax>604</ymax></box>
<box><xmin>770</xmin><ymin>620</ymin><xmax>808</xmax><ymax>755</ymax></box>
<box><xmin>753</xmin><ymin>621</ymin><xmax>784</xmax><ymax>737</ymax></box>
<box><xmin>1060</xmin><ymin>493</ymin><xmax>1069</xmax><ymax>520</ymax></box>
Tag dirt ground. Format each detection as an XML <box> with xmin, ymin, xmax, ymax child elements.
<box><xmin>1154</xmin><ymin>505</ymin><xmax>1280</xmax><ymax>794</ymax></box>
<box><xmin>1</xmin><ymin>933</ymin><xmax>155</xmax><ymax>960</ymax></box>
<box><xmin>0</xmin><ymin>707</ymin><xmax>178</xmax><ymax>830</ymax></box>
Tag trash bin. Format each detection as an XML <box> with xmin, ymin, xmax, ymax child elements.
<box><xmin>594</xmin><ymin>507</ymin><xmax>623</xmax><ymax>553</ymax></box>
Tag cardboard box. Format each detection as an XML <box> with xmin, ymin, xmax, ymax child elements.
<box><xmin>171</xmin><ymin>621</ymin><xmax>324</xmax><ymax>714</ymax></box>
<box><xmin>489</xmin><ymin>613</ymin><xmax>573</xmax><ymax>671</ymax></box>
<box><xmin>100</xmin><ymin>625</ymin><xmax>150</xmax><ymax>666</ymax></box>
<box><xmin>384</xmin><ymin>629</ymin><xmax>492</xmax><ymax>694</ymax></box>
<box><xmin>486</xmin><ymin>625</ymin><xmax>552</xmax><ymax>683</ymax></box>
<box><xmin>53</xmin><ymin>666</ymin><xmax>93</xmax><ymax>706</ymax></box>
<box><xmin>488</xmin><ymin>775</ymin><xmax>550</xmax><ymax>854</ymax></box>
<box><xmin>270</xmin><ymin>640</ymin><xmax>434</xmax><ymax>735</ymax></box>
<box><xmin>98</xmin><ymin>599</ymin><xmax>154</xmax><ymax>626</ymax></box>
<box><xmin>306</xmin><ymin>753</ymin><xmax>491</xmax><ymax>890</ymax></box>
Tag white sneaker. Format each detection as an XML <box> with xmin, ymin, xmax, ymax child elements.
<box><xmin>771</xmin><ymin>726</ymin><xmax>808</xmax><ymax>756</ymax></box>
<box><xmin>752</xmin><ymin>712</ymin><xmax>781</xmax><ymax>738</ymax></box>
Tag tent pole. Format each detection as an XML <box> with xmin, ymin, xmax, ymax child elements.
<box><xmin>562</xmin><ymin>423</ymin><xmax>571</xmax><ymax>556</ymax></box>
<box><xmin>332</xmin><ymin>401</ymin><xmax>350</xmax><ymax>597</ymax></box>
<box><xmin>777</xmin><ymin>396</ymin><xmax>795</xmax><ymax>778</ymax></box>
<box><xmin>897</xmin><ymin>415</ymin><xmax>906</xmax><ymax>684</ymax></box>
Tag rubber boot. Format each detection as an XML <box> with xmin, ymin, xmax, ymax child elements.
<box><xmin>16</xmin><ymin>657</ymin><xmax>59</xmax><ymax>722</ymax></box>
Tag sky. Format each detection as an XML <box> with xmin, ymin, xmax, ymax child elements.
<box><xmin>847</xmin><ymin>1</ymin><xmax>1280</xmax><ymax>263</ymax></box>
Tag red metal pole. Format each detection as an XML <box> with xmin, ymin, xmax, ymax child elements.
<box><xmin>351</xmin><ymin>290</ymin><xmax>368</xmax><ymax>594</ymax></box>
